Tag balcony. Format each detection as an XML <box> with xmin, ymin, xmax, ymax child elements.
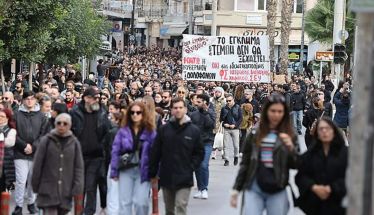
<box><xmin>99</xmin><ymin>0</ymin><xmax>133</xmax><ymax>19</ymax></box>
<box><xmin>138</xmin><ymin>4</ymin><xmax>168</xmax><ymax>19</ymax></box>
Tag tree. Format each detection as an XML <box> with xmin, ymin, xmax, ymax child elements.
<box><xmin>279</xmin><ymin>0</ymin><xmax>295</xmax><ymax>74</ymax></box>
<box><xmin>305</xmin><ymin>0</ymin><xmax>355</xmax><ymax>50</ymax></box>
<box><xmin>0</xmin><ymin>0</ymin><xmax>69</xmax><ymax>90</ymax></box>
<box><xmin>267</xmin><ymin>0</ymin><xmax>278</xmax><ymax>73</ymax></box>
<box><xmin>43</xmin><ymin>0</ymin><xmax>110</xmax><ymax>65</ymax></box>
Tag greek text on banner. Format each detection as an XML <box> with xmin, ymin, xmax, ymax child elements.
<box><xmin>182</xmin><ymin>34</ymin><xmax>271</xmax><ymax>83</ymax></box>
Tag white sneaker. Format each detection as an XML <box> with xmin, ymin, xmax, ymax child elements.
<box><xmin>193</xmin><ymin>191</ymin><xmax>202</xmax><ymax>199</ymax></box>
<box><xmin>201</xmin><ymin>190</ymin><xmax>208</xmax><ymax>199</ymax></box>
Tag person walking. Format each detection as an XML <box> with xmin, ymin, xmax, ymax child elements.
<box><xmin>110</xmin><ymin>101</ymin><xmax>156</xmax><ymax>215</ymax></box>
<box><xmin>210</xmin><ymin>87</ymin><xmax>226</xmax><ymax>160</ymax></box>
<box><xmin>220</xmin><ymin>94</ymin><xmax>243</xmax><ymax>166</ymax></box>
<box><xmin>303</xmin><ymin>96</ymin><xmax>325</xmax><ymax>148</ymax></box>
<box><xmin>13</xmin><ymin>91</ymin><xmax>49</xmax><ymax>215</ymax></box>
<box><xmin>32</xmin><ymin>113</ymin><xmax>84</xmax><ymax>215</ymax></box>
<box><xmin>70</xmin><ymin>87</ymin><xmax>110</xmax><ymax>215</ymax></box>
<box><xmin>239</xmin><ymin>103</ymin><xmax>254</xmax><ymax>154</ymax></box>
<box><xmin>296</xmin><ymin>117</ymin><xmax>348</xmax><ymax>215</ymax></box>
<box><xmin>230</xmin><ymin>93</ymin><xmax>298</xmax><ymax>215</ymax></box>
<box><xmin>149</xmin><ymin>97</ymin><xmax>204</xmax><ymax>215</ymax></box>
<box><xmin>291</xmin><ymin>83</ymin><xmax>306</xmax><ymax>135</ymax></box>
<box><xmin>0</xmin><ymin>108</ymin><xmax>17</xmax><ymax>192</ymax></box>
<box><xmin>190</xmin><ymin>94</ymin><xmax>216</xmax><ymax>200</ymax></box>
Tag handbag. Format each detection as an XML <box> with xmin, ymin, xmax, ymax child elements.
<box><xmin>118</xmin><ymin>138</ymin><xmax>142</xmax><ymax>171</ymax></box>
<box><xmin>213</xmin><ymin>122</ymin><xmax>224</xmax><ymax>150</ymax></box>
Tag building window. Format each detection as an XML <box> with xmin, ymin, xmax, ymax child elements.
<box><xmin>293</xmin><ymin>0</ymin><xmax>303</xmax><ymax>13</ymax></box>
<box><xmin>235</xmin><ymin>0</ymin><xmax>255</xmax><ymax>11</ymax></box>
<box><xmin>257</xmin><ymin>0</ymin><xmax>267</xmax><ymax>11</ymax></box>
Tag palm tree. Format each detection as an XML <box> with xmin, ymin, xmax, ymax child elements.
<box><xmin>267</xmin><ymin>0</ymin><xmax>277</xmax><ymax>73</ymax></box>
<box><xmin>279</xmin><ymin>0</ymin><xmax>294</xmax><ymax>74</ymax></box>
<box><xmin>305</xmin><ymin>0</ymin><xmax>355</xmax><ymax>47</ymax></box>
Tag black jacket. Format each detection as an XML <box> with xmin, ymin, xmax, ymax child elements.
<box><xmin>14</xmin><ymin>105</ymin><xmax>49</xmax><ymax>160</ymax></box>
<box><xmin>295</xmin><ymin>143</ymin><xmax>348</xmax><ymax>215</ymax></box>
<box><xmin>220</xmin><ymin>104</ymin><xmax>243</xmax><ymax>129</ymax></box>
<box><xmin>149</xmin><ymin>116</ymin><xmax>204</xmax><ymax>189</ymax></box>
<box><xmin>232</xmin><ymin>129</ymin><xmax>298</xmax><ymax>191</ymax></box>
<box><xmin>190</xmin><ymin>107</ymin><xmax>216</xmax><ymax>145</ymax></box>
<box><xmin>70</xmin><ymin>102</ymin><xmax>110</xmax><ymax>158</ymax></box>
<box><xmin>291</xmin><ymin>91</ymin><xmax>306</xmax><ymax>111</ymax></box>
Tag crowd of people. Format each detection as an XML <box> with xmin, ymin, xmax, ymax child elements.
<box><xmin>0</xmin><ymin>46</ymin><xmax>352</xmax><ymax>215</ymax></box>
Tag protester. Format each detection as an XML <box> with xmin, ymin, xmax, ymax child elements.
<box><xmin>13</xmin><ymin>91</ymin><xmax>49</xmax><ymax>215</ymax></box>
<box><xmin>149</xmin><ymin>97</ymin><xmax>204</xmax><ymax>215</ymax></box>
<box><xmin>70</xmin><ymin>87</ymin><xmax>110</xmax><ymax>215</ymax></box>
<box><xmin>210</xmin><ymin>87</ymin><xmax>226</xmax><ymax>160</ymax></box>
<box><xmin>190</xmin><ymin>94</ymin><xmax>215</xmax><ymax>200</ymax></box>
<box><xmin>110</xmin><ymin>101</ymin><xmax>156</xmax><ymax>215</ymax></box>
<box><xmin>230</xmin><ymin>93</ymin><xmax>298</xmax><ymax>215</ymax></box>
<box><xmin>303</xmin><ymin>96</ymin><xmax>325</xmax><ymax>148</ymax></box>
<box><xmin>32</xmin><ymin>113</ymin><xmax>84</xmax><ymax>215</ymax></box>
<box><xmin>333</xmin><ymin>82</ymin><xmax>351</xmax><ymax>134</ymax></box>
<box><xmin>0</xmin><ymin>108</ymin><xmax>16</xmax><ymax>192</ymax></box>
<box><xmin>291</xmin><ymin>83</ymin><xmax>306</xmax><ymax>135</ymax></box>
<box><xmin>220</xmin><ymin>94</ymin><xmax>243</xmax><ymax>166</ymax></box>
<box><xmin>296</xmin><ymin>117</ymin><xmax>348</xmax><ymax>214</ymax></box>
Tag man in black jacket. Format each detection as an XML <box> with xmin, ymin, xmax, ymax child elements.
<box><xmin>240</xmin><ymin>89</ymin><xmax>260</xmax><ymax>114</ymax></box>
<box><xmin>291</xmin><ymin>83</ymin><xmax>306</xmax><ymax>135</ymax></box>
<box><xmin>149</xmin><ymin>97</ymin><xmax>204</xmax><ymax>215</ymax></box>
<box><xmin>13</xmin><ymin>91</ymin><xmax>49</xmax><ymax>215</ymax></box>
<box><xmin>220</xmin><ymin>94</ymin><xmax>243</xmax><ymax>166</ymax></box>
<box><xmin>190</xmin><ymin>94</ymin><xmax>215</xmax><ymax>200</ymax></box>
<box><xmin>70</xmin><ymin>87</ymin><xmax>110</xmax><ymax>215</ymax></box>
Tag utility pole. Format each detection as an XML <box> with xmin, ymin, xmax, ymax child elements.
<box><xmin>347</xmin><ymin>4</ymin><xmax>374</xmax><ymax>215</ymax></box>
<box><xmin>188</xmin><ymin>0</ymin><xmax>194</xmax><ymax>34</ymax></box>
<box><xmin>332</xmin><ymin>0</ymin><xmax>346</xmax><ymax>82</ymax></box>
<box><xmin>299</xmin><ymin>0</ymin><xmax>305</xmax><ymax>75</ymax></box>
<box><xmin>211</xmin><ymin>0</ymin><xmax>218</xmax><ymax>36</ymax></box>
<box><xmin>131</xmin><ymin>0</ymin><xmax>136</xmax><ymax>35</ymax></box>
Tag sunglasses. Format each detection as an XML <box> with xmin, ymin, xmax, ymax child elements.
<box><xmin>226</xmin><ymin>100</ymin><xmax>233</xmax><ymax>102</ymax></box>
<box><xmin>2</xmin><ymin>97</ymin><xmax>9</xmax><ymax>101</ymax></box>
<box><xmin>178</xmin><ymin>91</ymin><xmax>186</xmax><ymax>94</ymax></box>
<box><xmin>56</xmin><ymin>121</ymin><xmax>68</xmax><ymax>126</ymax></box>
<box><xmin>130</xmin><ymin>111</ymin><xmax>143</xmax><ymax>116</ymax></box>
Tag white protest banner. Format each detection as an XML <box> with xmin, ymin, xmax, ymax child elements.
<box><xmin>182</xmin><ymin>34</ymin><xmax>270</xmax><ymax>83</ymax></box>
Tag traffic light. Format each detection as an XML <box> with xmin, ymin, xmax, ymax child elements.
<box><xmin>334</xmin><ymin>43</ymin><xmax>348</xmax><ymax>64</ymax></box>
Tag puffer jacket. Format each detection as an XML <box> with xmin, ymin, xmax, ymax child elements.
<box><xmin>190</xmin><ymin>107</ymin><xmax>216</xmax><ymax>145</ymax></box>
<box><xmin>232</xmin><ymin>129</ymin><xmax>298</xmax><ymax>192</ymax></box>
<box><xmin>14</xmin><ymin>104</ymin><xmax>49</xmax><ymax>160</ymax></box>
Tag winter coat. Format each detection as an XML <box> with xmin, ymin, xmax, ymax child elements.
<box><xmin>32</xmin><ymin>130</ymin><xmax>84</xmax><ymax>211</ymax></box>
<box><xmin>291</xmin><ymin>91</ymin><xmax>306</xmax><ymax>111</ymax></box>
<box><xmin>333</xmin><ymin>92</ymin><xmax>350</xmax><ymax>128</ymax></box>
<box><xmin>13</xmin><ymin>104</ymin><xmax>49</xmax><ymax>160</ymax></box>
<box><xmin>220</xmin><ymin>104</ymin><xmax>243</xmax><ymax>129</ymax></box>
<box><xmin>110</xmin><ymin>126</ymin><xmax>156</xmax><ymax>182</ymax></box>
<box><xmin>232</xmin><ymin>129</ymin><xmax>298</xmax><ymax>192</ymax></box>
<box><xmin>295</xmin><ymin>142</ymin><xmax>348</xmax><ymax>215</ymax></box>
<box><xmin>0</xmin><ymin>126</ymin><xmax>16</xmax><ymax>187</ymax></box>
<box><xmin>240</xmin><ymin>103</ymin><xmax>253</xmax><ymax>130</ymax></box>
<box><xmin>102</xmin><ymin>123</ymin><xmax>119</xmax><ymax>167</ymax></box>
<box><xmin>210</xmin><ymin>96</ymin><xmax>226</xmax><ymax>133</ymax></box>
<box><xmin>149</xmin><ymin>116</ymin><xmax>204</xmax><ymax>189</ymax></box>
<box><xmin>190</xmin><ymin>107</ymin><xmax>216</xmax><ymax>145</ymax></box>
<box><xmin>239</xmin><ymin>98</ymin><xmax>260</xmax><ymax>114</ymax></box>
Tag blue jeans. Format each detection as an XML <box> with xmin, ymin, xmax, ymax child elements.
<box><xmin>243</xmin><ymin>179</ymin><xmax>289</xmax><ymax>215</ymax></box>
<box><xmin>195</xmin><ymin>144</ymin><xmax>212</xmax><ymax>191</ymax></box>
<box><xmin>118</xmin><ymin>167</ymin><xmax>151</xmax><ymax>215</ymax></box>
<box><xmin>292</xmin><ymin>110</ymin><xmax>303</xmax><ymax>132</ymax></box>
<box><xmin>98</xmin><ymin>76</ymin><xmax>104</xmax><ymax>89</ymax></box>
<box><xmin>107</xmin><ymin>165</ymin><xmax>119</xmax><ymax>215</ymax></box>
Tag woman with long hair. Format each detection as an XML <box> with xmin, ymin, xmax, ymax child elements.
<box><xmin>303</xmin><ymin>96</ymin><xmax>325</xmax><ymax>148</ymax></box>
<box><xmin>142</xmin><ymin>96</ymin><xmax>162</xmax><ymax>128</ymax></box>
<box><xmin>0</xmin><ymin>108</ymin><xmax>17</xmax><ymax>192</ymax></box>
<box><xmin>296</xmin><ymin>117</ymin><xmax>347</xmax><ymax>215</ymax></box>
<box><xmin>110</xmin><ymin>102</ymin><xmax>157</xmax><ymax>215</ymax></box>
<box><xmin>230</xmin><ymin>93</ymin><xmax>298</xmax><ymax>215</ymax></box>
<box><xmin>234</xmin><ymin>84</ymin><xmax>245</xmax><ymax>105</ymax></box>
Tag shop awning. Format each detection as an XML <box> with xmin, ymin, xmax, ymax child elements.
<box><xmin>166</xmin><ymin>25</ymin><xmax>187</xmax><ymax>36</ymax></box>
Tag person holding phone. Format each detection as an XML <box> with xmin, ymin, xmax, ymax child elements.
<box><xmin>230</xmin><ymin>93</ymin><xmax>298</xmax><ymax>215</ymax></box>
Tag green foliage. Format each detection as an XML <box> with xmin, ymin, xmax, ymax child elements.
<box><xmin>44</xmin><ymin>0</ymin><xmax>110</xmax><ymax>65</ymax></box>
<box><xmin>0</xmin><ymin>0</ymin><xmax>109</xmax><ymax>65</ymax></box>
<box><xmin>305</xmin><ymin>0</ymin><xmax>356</xmax><ymax>52</ymax></box>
